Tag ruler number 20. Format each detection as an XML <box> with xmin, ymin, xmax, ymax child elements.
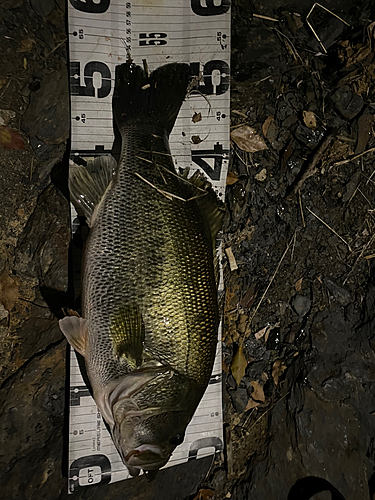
<box><xmin>139</xmin><ymin>33</ymin><xmax>167</xmax><ymax>46</ymax></box>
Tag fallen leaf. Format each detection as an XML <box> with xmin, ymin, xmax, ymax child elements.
<box><xmin>0</xmin><ymin>109</ymin><xmax>16</xmax><ymax>127</ymax></box>
<box><xmin>231</xmin><ymin>345</ymin><xmax>247</xmax><ymax>386</ymax></box>
<box><xmin>355</xmin><ymin>113</ymin><xmax>374</xmax><ymax>154</ymax></box>
<box><xmin>254</xmin><ymin>168</ymin><xmax>267</xmax><ymax>181</ymax></box>
<box><xmin>250</xmin><ymin>380</ymin><xmax>265</xmax><ymax>402</ymax></box>
<box><xmin>192</xmin><ymin>112</ymin><xmax>202</xmax><ymax>123</ymax></box>
<box><xmin>262</xmin><ymin>115</ymin><xmax>274</xmax><ymax>137</ymax></box>
<box><xmin>67</xmin><ymin>308</ymin><xmax>81</xmax><ymax>318</ymax></box>
<box><xmin>193</xmin><ymin>489</ymin><xmax>215</xmax><ymax>500</ymax></box>
<box><xmin>245</xmin><ymin>399</ymin><xmax>260</xmax><ymax>411</ymax></box>
<box><xmin>295</xmin><ymin>277</ymin><xmax>303</xmax><ymax>292</ymax></box>
<box><xmin>191</xmin><ymin>135</ymin><xmax>203</xmax><ymax>144</ymax></box>
<box><xmin>225</xmin><ymin>247</ymin><xmax>238</xmax><ymax>271</ymax></box>
<box><xmin>230</xmin><ymin>125</ymin><xmax>268</xmax><ymax>153</ymax></box>
<box><xmin>254</xmin><ymin>325</ymin><xmax>270</xmax><ymax>340</ymax></box>
<box><xmin>240</xmin><ymin>284</ymin><xmax>256</xmax><ymax>309</ymax></box>
<box><xmin>0</xmin><ymin>126</ymin><xmax>25</xmax><ymax>150</ymax></box>
<box><xmin>272</xmin><ymin>360</ymin><xmax>287</xmax><ymax>385</ymax></box>
<box><xmin>238</xmin><ymin>314</ymin><xmax>248</xmax><ymax>334</ymax></box>
<box><xmin>0</xmin><ymin>271</ymin><xmax>19</xmax><ymax>313</ymax></box>
<box><xmin>18</xmin><ymin>37</ymin><xmax>35</xmax><ymax>53</ymax></box>
<box><xmin>0</xmin><ymin>304</ymin><xmax>8</xmax><ymax>321</ymax></box>
<box><xmin>293</xmin><ymin>13</ymin><xmax>304</xmax><ymax>29</ymax></box>
<box><xmin>226</xmin><ymin>171</ymin><xmax>239</xmax><ymax>185</ymax></box>
<box><xmin>264</xmin><ymin>328</ymin><xmax>271</xmax><ymax>343</ymax></box>
<box><xmin>303</xmin><ymin>110</ymin><xmax>317</xmax><ymax>129</ymax></box>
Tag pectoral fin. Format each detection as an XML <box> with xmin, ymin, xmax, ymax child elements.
<box><xmin>59</xmin><ymin>316</ymin><xmax>88</xmax><ymax>357</ymax></box>
<box><xmin>111</xmin><ymin>304</ymin><xmax>145</xmax><ymax>369</ymax></box>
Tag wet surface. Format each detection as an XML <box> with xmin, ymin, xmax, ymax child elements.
<box><xmin>1</xmin><ymin>1</ymin><xmax>375</xmax><ymax>499</ymax></box>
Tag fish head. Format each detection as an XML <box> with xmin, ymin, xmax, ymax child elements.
<box><xmin>101</xmin><ymin>369</ymin><xmax>199</xmax><ymax>476</ymax></box>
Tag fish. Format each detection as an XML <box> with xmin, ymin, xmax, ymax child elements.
<box><xmin>60</xmin><ymin>62</ymin><xmax>225</xmax><ymax>477</ymax></box>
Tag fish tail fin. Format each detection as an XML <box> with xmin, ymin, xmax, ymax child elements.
<box><xmin>113</xmin><ymin>62</ymin><xmax>191</xmax><ymax>134</ymax></box>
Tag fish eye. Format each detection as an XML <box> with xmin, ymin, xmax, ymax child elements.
<box><xmin>170</xmin><ymin>434</ymin><xmax>184</xmax><ymax>446</ymax></box>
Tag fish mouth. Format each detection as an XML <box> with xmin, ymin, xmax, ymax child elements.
<box><xmin>125</xmin><ymin>444</ymin><xmax>168</xmax><ymax>469</ymax></box>
<box><xmin>121</xmin><ymin>444</ymin><xmax>169</xmax><ymax>476</ymax></box>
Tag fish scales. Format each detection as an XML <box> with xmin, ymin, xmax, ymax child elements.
<box><xmin>85</xmin><ymin>121</ymin><xmax>218</xmax><ymax>388</ymax></box>
<box><xmin>61</xmin><ymin>62</ymin><xmax>224</xmax><ymax>474</ymax></box>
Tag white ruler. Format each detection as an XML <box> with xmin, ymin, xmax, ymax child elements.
<box><xmin>67</xmin><ymin>0</ymin><xmax>230</xmax><ymax>492</ymax></box>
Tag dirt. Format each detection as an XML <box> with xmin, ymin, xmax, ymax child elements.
<box><xmin>1</xmin><ymin>1</ymin><xmax>375</xmax><ymax>499</ymax></box>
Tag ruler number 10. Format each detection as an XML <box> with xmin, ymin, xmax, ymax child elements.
<box><xmin>139</xmin><ymin>33</ymin><xmax>167</xmax><ymax>46</ymax></box>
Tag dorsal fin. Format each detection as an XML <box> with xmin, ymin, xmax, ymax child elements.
<box><xmin>188</xmin><ymin>170</ymin><xmax>225</xmax><ymax>240</ymax></box>
<box><xmin>186</xmin><ymin>170</ymin><xmax>225</xmax><ymax>287</ymax></box>
<box><xmin>69</xmin><ymin>155</ymin><xmax>117</xmax><ymax>226</ymax></box>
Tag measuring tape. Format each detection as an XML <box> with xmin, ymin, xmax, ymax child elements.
<box><xmin>67</xmin><ymin>0</ymin><xmax>230</xmax><ymax>492</ymax></box>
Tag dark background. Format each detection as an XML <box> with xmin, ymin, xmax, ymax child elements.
<box><xmin>1</xmin><ymin>1</ymin><xmax>375</xmax><ymax>499</ymax></box>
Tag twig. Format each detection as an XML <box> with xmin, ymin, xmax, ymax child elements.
<box><xmin>290</xmin><ymin>230</ymin><xmax>297</xmax><ymax>263</ymax></box>
<box><xmin>247</xmin><ymin>391</ymin><xmax>290</xmax><ymax>432</ymax></box>
<box><xmin>254</xmin><ymin>75</ymin><xmax>273</xmax><ymax>86</ymax></box>
<box><xmin>230</xmin><ymin>122</ymin><xmax>249</xmax><ymax>130</ymax></box>
<box><xmin>288</xmin><ymin>134</ymin><xmax>335</xmax><ymax>195</ymax></box>
<box><xmin>273</xmin><ymin>28</ymin><xmax>303</xmax><ymax>64</ymax></box>
<box><xmin>29</xmin><ymin>157</ymin><xmax>34</xmax><ymax>182</ymax></box>
<box><xmin>247</xmin><ymin>234</ymin><xmax>295</xmax><ymax>328</ymax></box>
<box><xmin>133</xmin><ymin>171</ymin><xmax>206</xmax><ymax>203</ymax></box>
<box><xmin>298</xmin><ymin>189</ymin><xmax>305</xmax><ymax>227</ymax></box>
<box><xmin>158</xmin><ymin>164</ymin><xmax>208</xmax><ymax>192</ymax></box>
<box><xmin>343</xmin><ymin>233</ymin><xmax>375</xmax><ymax>284</ymax></box>
<box><xmin>306</xmin><ymin>3</ymin><xmax>349</xmax><ymax>54</ymax></box>
<box><xmin>44</xmin><ymin>38</ymin><xmax>67</xmax><ymax>59</ymax></box>
<box><xmin>358</xmin><ymin>187</ymin><xmax>373</xmax><ymax>209</ymax></box>
<box><xmin>366</xmin><ymin>169</ymin><xmax>375</xmax><ymax>185</ymax></box>
<box><xmin>333</xmin><ymin>147</ymin><xmax>375</xmax><ymax>166</ymax></box>
<box><xmin>133</xmin><ymin>172</ymin><xmax>186</xmax><ymax>202</ymax></box>
<box><xmin>253</xmin><ymin>13</ymin><xmax>279</xmax><ymax>22</ymax></box>
<box><xmin>0</xmin><ymin>78</ymin><xmax>12</xmax><ymax>100</ymax></box>
<box><xmin>306</xmin><ymin>207</ymin><xmax>352</xmax><ymax>252</ymax></box>
<box><xmin>139</xmin><ymin>149</ymin><xmax>172</xmax><ymax>157</ymax></box>
<box><xmin>135</xmin><ymin>155</ymin><xmax>153</xmax><ymax>164</ymax></box>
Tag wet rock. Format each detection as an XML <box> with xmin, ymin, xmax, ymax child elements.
<box><xmin>0</xmin><ymin>343</ymin><xmax>66</xmax><ymax>500</ymax></box>
<box><xmin>290</xmin><ymin>294</ymin><xmax>311</xmax><ymax>317</ymax></box>
<box><xmin>22</xmin><ymin>70</ymin><xmax>69</xmax><ymax>145</ymax></box>
<box><xmin>331</xmin><ymin>85</ymin><xmax>364</xmax><ymax>120</ymax></box>
<box><xmin>323</xmin><ymin>276</ymin><xmax>351</xmax><ymax>306</ymax></box>
<box><xmin>229</xmin><ymin>387</ymin><xmax>249</xmax><ymax>413</ymax></box>
<box><xmin>342</xmin><ymin>170</ymin><xmax>360</xmax><ymax>203</ymax></box>
<box><xmin>276</xmin><ymin>99</ymin><xmax>294</xmax><ymax>122</ymax></box>
<box><xmin>14</xmin><ymin>184</ymin><xmax>70</xmax><ymax>291</ymax></box>
<box><xmin>294</xmin><ymin>124</ymin><xmax>324</xmax><ymax>149</ymax></box>
<box><xmin>210</xmin><ymin>468</ymin><xmax>227</xmax><ymax>491</ymax></box>
<box><xmin>30</xmin><ymin>0</ymin><xmax>55</xmax><ymax>19</ymax></box>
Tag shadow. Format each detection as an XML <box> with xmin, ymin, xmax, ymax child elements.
<box><xmin>368</xmin><ymin>472</ymin><xmax>375</xmax><ymax>500</ymax></box>
<box><xmin>288</xmin><ymin>476</ymin><xmax>346</xmax><ymax>500</ymax></box>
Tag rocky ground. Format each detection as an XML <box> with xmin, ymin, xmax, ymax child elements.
<box><xmin>1</xmin><ymin>1</ymin><xmax>375</xmax><ymax>499</ymax></box>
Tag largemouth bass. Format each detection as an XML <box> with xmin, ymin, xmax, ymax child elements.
<box><xmin>60</xmin><ymin>62</ymin><xmax>224</xmax><ymax>476</ymax></box>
